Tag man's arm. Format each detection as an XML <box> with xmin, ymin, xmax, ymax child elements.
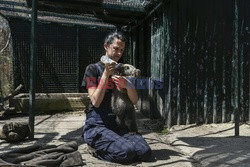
<box><xmin>88</xmin><ymin>75</ymin><xmax>108</xmax><ymax>108</ymax></box>
<box><xmin>88</xmin><ymin>63</ymin><xmax>116</xmax><ymax>108</ymax></box>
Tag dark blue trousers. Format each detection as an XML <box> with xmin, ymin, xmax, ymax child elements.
<box><xmin>83</xmin><ymin>126</ymin><xmax>151</xmax><ymax>163</ymax></box>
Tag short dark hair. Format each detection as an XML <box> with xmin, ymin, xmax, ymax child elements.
<box><xmin>104</xmin><ymin>31</ymin><xmax>127</xmax><ymax>46</ymax></box>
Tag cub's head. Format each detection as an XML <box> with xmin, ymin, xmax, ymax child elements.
<box><xmin>114</xmin><ymin>64</ymin><xmax>141</xmax><ymax>78</ymax></box>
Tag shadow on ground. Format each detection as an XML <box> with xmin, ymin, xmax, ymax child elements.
<box><xmin>177</xmin><ymin>136</ymin><xmax>250</xmax><ymax>167</ymax></box>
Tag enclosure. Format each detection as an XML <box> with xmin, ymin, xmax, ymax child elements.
<box><xmin>10</xmin><ymin>93</ymin><xmax>89</xmax><ymax>113</ymax></box>
<box><xmin>0</xmin><ymin>0</ymin><xmax>249</xmax><ymax>127</ymax></box>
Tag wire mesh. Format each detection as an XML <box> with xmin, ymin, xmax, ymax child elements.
<box><xmin>8</xmin><ymin>17</ymin><xmax>126</xmax><ymax>93</ymax></box>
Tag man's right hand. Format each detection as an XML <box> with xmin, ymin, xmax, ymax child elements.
<box><xmin>103</xmin><ymin>62</ymin><xmax>116</xmax><ymax>77</ymax></box>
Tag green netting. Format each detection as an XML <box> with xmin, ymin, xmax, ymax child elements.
<box><xmin>8</xmin><ymin>17</ymin><xmax>132</xmax><ymax>93</ymax></box>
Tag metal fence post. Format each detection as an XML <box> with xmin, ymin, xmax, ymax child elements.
<box><xmin>29</xmin><ymin>0</ymin><xmax>37</xmax><ymax>140</ymax></box>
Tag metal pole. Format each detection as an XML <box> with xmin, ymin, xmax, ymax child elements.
<box><xmin>234</xmin><ymin>0</ymin><xmax>239</xmax><ymax>136</ymax></box>
<box><xmin>29</xmin><ymin>0</ymin><xmax>37</xmax><ymax>140</ymax></box>
<box><xmin>76</xmin><ymin>25</ymin><xmax>79</xmax><ymax>92</ymax></box>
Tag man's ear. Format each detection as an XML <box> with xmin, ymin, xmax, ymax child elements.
<box><xmin>104</xmin><ymin>44</ymin><xmax>108</xmax><ymax>50</ymax></box>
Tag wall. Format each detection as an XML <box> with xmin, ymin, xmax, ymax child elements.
<box><xmin>136</xmin><ymin>0</ymin><xmax>250</xmax><ymax>126</ymax></box>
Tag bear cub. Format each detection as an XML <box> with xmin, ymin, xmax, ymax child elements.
<box><xmin>111</xmin><ymin>64</ymin><xmax>140</xmax><ymax>133</ymax></box>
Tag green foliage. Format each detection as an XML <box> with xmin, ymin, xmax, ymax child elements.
<box><xmin>157</xmin><ymin>125</ymin><xmax>169</xmax><ymax>135</ymax></box>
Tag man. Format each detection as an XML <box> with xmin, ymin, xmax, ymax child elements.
<box><xmin>81</xmin><ymin>31</ymin><xmax>151</xmax><ymax>163</ymax></box>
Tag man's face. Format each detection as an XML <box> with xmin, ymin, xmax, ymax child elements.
<box><xmin>104</xmin><ymin>38</ymin><xmax>125</xmax><ymax>62</ymax></box>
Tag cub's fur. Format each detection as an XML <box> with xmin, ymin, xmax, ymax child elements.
<box><xmin>111</xmin><ymin>64</ymin><xmax>140</xmax><ymax>132</ymax></box>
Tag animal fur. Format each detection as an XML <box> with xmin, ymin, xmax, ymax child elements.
<box><xmin>111</xmin><ymin>64</ymin><xmax>141</xmax><ymax>132</ymax></box>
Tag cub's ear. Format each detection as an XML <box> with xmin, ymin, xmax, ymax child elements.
<box><xmin>135</xmin><ymin>69</ymin><xmax>141</xmax><ymax>78</ymax></box>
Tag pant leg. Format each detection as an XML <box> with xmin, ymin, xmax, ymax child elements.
<box><xmin>83</xmin><ymin>126</ymin><xmax>136</xmax><ymax>163</ymax></box>
<box><xmin>122</xmin><ymin>133</ymin><xmax>152</xmax><ymax>161</ymax></box>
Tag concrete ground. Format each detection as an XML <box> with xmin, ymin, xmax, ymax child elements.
<box><xmin>0</xmin><ymin>111</ymin><xmax>250</xmax><ymax>167</ymax></box>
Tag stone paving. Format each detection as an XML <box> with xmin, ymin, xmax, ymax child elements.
<box><xmin>2</xmin><ymin>111</ymin><xmax>250</xmax><ymax>167</ymax></box>
<box><xmin>0</xmin><ymin>111</ymin><xmax>194</xmax><ymax>167</ymax></box>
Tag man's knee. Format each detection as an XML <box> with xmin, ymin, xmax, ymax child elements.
<box><xmin>141</xmin><ymin>147</ymin><xmax>152</xmax><ymax>161</ymax></box>
<box><xmin>138</xmin><ymin>144</ymin><xmax>152</xmax><ymax>161</ymax></box>
<box><xmin>112</xmin><ymin>143</ymin><xmax>136</xmax><ymax>163</ymax></box>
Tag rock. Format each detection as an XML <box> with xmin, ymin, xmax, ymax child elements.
<box><xmin>0</xmin><ymin>122</ymin><xmax>30</xmax><ymax>143</ymax></box>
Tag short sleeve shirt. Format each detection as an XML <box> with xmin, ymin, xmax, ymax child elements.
<box><xmin>81</xmin><ymin>61</ymin><xmax>117</xmax><ymax>131</ymax></box>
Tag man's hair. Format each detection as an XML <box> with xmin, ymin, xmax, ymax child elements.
<box><xmin>104</xmin><ymin>31</ymin><xmax>127</xmax><ymax>46</ymax></box>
